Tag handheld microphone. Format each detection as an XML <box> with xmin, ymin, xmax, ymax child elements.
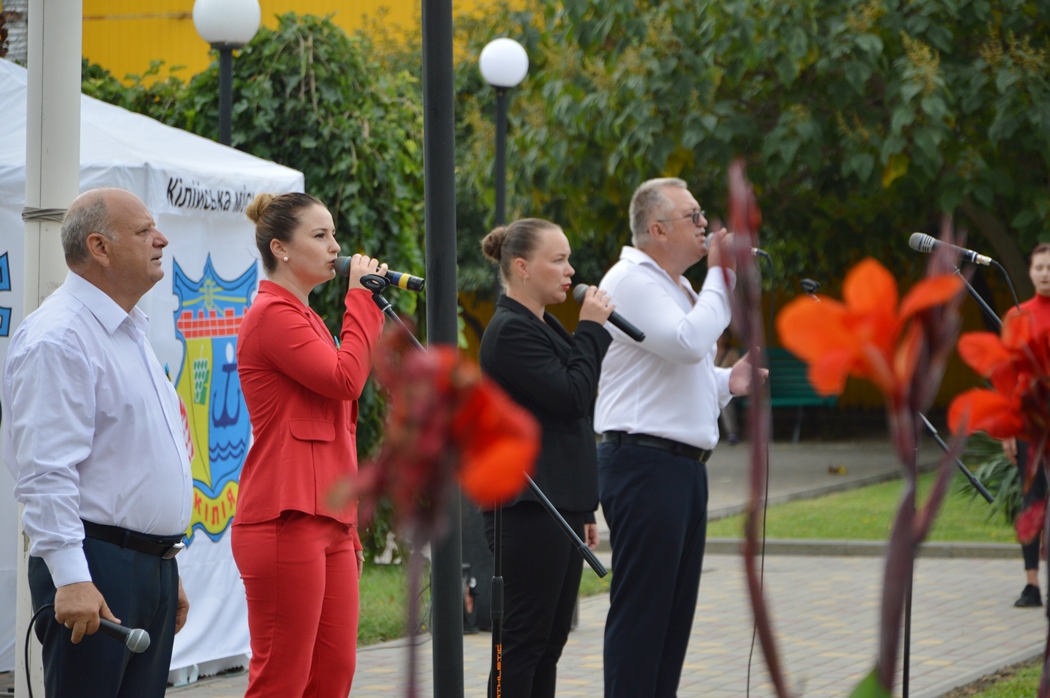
<box><xmin>333</xmin><ymin>256</ymin><xmax>425</xmax><ymax>291</ymax></box>
<box><xmin>98</xmin><ymin>618</ymin><xmax>151</xmax><ymax>653</ymax></box>
<box><xmin>908</xmin><ymin>233</ymin><xmax>993</xmax><ymax>266</ymax></box>
<box><xmin>573</xmin><ymin>284</ymin><xmax>645</xmax><ymax>342</ymax></box>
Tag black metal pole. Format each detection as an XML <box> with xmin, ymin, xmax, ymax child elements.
<box><xmin>421</xmin><ymin>0</ymin><xmax>463</xmax><ymax>694</ymax></box>
<box><xmin>216</xmin><ymin>44</ymin><xmax>234</xmax><ymax>146</ymax></box>
<box><xmin>491</xmin><ymin>88</ymin><xmax>508</xmax><ymax>302</ymax></box>
<box><xmin>494</xmin><ymin>89</ymin><xmax>508</xmax><ymax>227</ymax></box>
<box><xmin>490</xmin><ymin>85</ymin><xmax>508</xmax><ymax>697</ymax></box>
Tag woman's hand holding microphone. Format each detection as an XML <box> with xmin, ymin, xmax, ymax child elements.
<box><xmin>578</xmin><ymin>285</ymin><xmax>615</xmax><ymax>325</ymax></box>
<box><xmin>345</xmin><ymin>253</ymin><xmax>388</xmax><ymax>292</ymax></box>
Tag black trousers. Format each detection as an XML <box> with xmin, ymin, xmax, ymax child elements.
<box><xmin>598</xmin><ymin>441</ymin><xmax>709</xmax><ymax>698</ymax></box>
<box><xmin>28</xmin><ymin>536</ymin><xmax>180</xmax><ymax>698</ymax></box>
<box><xmin>1018</xmin><ymin>441</ymin><xmax>1049</xmax><ymax>570</ymax></box>
<box><xmin>484</xmin><ymin>501</ymin><xmax>586</xmax><ymax>698</ymax></box>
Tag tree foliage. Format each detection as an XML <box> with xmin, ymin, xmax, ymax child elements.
<box><xmin>454</xmin><ymin>0</ymin><xmax>1050</xmax><ymax>301</ymax></box>
<box><xmin>83</xmin><ymin>14</ymin><xmax>427</xmax><ymax>561</ymax></box>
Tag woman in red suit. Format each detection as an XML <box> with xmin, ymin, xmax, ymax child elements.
<box><xmin>233</xmin><ymin>192</ymin><xmax>386</xmax><ymax>696</ymax></box>
<box><xmin>1004</xmin><ymin>243</ymin><xmax>1050</xmax><ymax>608</ymax></box>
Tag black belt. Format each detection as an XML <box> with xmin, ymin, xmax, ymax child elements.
<box><xmin>82</xmin><ymin>520</ymin><xmax>185</xmax><ymax>560</ymax></box>
<box><xmin>601</xmin><ymin>431</ymin><xmax>712</xmax><ymax>463</ymax></box>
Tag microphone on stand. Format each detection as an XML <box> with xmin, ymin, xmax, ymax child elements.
<box><xmin>908</xmin><ymin>233</ymin><xmax>993</xmax><ymax>266</ymax></box>
<box><xmin>572</xmin><ymin>284</ymin><xmax>645</xmax><ymax>342</ymax></box>
<box><xmin>334</xmin><ymin>256</ymin><xmax>425</xmax><ymax>291</ymax></box>
<box><xmin>750</xmin><ymin>247</ymin><xmax>771</xmax><ymax>259</ymax></box>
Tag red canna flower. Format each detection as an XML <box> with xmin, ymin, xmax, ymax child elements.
<box><xmin>331</xmin><ymin>324</ymin><xmax>540</xmax><ymax>538</ymax></box>
<box><xmin>949</xmin><ymin>311</ymin><xmax>1050</xmax><ymax>443</ymax></box>
<box><xmin>776</xmin><ymin>258</ymin><xmax>963</xmax><ymax>398</ymax></box>
<box><xmin>1016</xmin><ymin>498</ymin><xmax>1048</xmax><ymax>546</ymax></box>
<box><xmin>949</xmin><ymin>309</ymin><xmax>1050</xmax><ymax>549</ymax></box>
<box><xmin>776</xmin><ymin>251</ymin><xmax>965</xmax><ymax>696</ymax></box>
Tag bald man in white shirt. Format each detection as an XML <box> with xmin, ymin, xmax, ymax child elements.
<box><xmin>594</xmin><ymin>178</ymin><xmax>765</xmax><ymax>698</ymax></box>
<box><xmin>4</xmin><ymin>188</ymin><xmax>192</xmax><ymax>698</ymax></box>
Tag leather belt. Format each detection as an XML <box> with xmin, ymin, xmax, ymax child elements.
<box><xmin>601</xmin><ymin>431</ymin><xmax>712</xmax><ymax>463</ymax></box>
<box><xmin>83</xmin><ymin>520</ymin><xmax>185</xmax><ymax>560</ymax></box>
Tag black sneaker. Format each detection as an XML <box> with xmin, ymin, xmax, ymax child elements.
<box><xmin>1015</xmin><ymin>584</ymin><xmax>1043</xmax><ymax>608</ymax></box>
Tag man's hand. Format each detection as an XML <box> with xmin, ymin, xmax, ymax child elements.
<box><xmin>728</xmin><ymin>351</ymin><xmax>769</xmax><ymax>397</ymax></box>
<box><xmin>584</xmin><ymin>523</ymin><xmax>600</xmax><ymax>551</ymax></box>
<box><xmin>175</xmin><ymin>577</ymin><xmax>190</xmax><ymax>634</ymax></box>
<box><xmin>1002</xmin><ymin>437</ymin><xmax>1018</xmax><ymax>465</ymax></box>
<box><xmin>54</xmin><ymin>581</ymin><xmax>118</xmax><ymax>644</ymax></box>
<box><xmin>705</xmin><ymin>228</ymin><xmax>735</xmax><ymax>271</ymax></box>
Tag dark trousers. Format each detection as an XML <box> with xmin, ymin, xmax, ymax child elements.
<box><xmin>1018</xmin><ymin>442</ymin><xmax>1049</xmax><ymax>570</ymax></box>
<box><xmin>598</xmin><ymin>442</ymin><xmax>709</xmax><ymax>698</ymax></box>
<box><xmin>484</xmin><ymin>501</ymin><xmax>586</xmax><ymax>698</ymax></box>
<box><xmin>28</xmin><ymin>536</ymin><xmax>180</xmax><ymax>698</ymax></box>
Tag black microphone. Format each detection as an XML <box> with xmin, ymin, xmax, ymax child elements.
<box><xmin>98</xmin><ymin>618</ymin><xmax>151</xmax><ymax>653</ymax></box>
<box><xmin>751</xmin><ymin>248</ymin><xmax>771</xmax><ymax>259</ymax></box>
<box><xmin>908</xmin><ymin>233</ymin><xmax>992</xmax><ymax>266</ymax></box>
<box><xmin>333</xmin><ymin>256</ymin><xmax>425</xmax><ymax>291</ymax></box>
<box><xmin>573</xmin><ymin>284</ymin><xmax>645</xmax><ymax>342</ymax></box>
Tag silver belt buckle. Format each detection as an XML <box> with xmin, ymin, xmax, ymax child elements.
<box><xmin>163</xmin><ymin>542</ymin><xmax>185</xmax><ymax>559</ymax></box>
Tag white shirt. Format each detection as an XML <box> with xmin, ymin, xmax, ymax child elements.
<box><xmin>3</xmin><ymin>272</ymin><xmax>192</xmax><ymax>588</ymax></box>
<box><xmin>594</xmin><ymin>246</ymin><xmax>735</xmax><ymax>450</ymax></box>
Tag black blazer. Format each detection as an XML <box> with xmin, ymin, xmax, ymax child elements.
<box><xmin>479</xmin><ymin>296</ymin><xmax>612</xmax><ymax>513</ymax></box>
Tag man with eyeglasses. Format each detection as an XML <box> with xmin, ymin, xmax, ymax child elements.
<box><xmin>594</xmin><ymin>177</ymin><xmax>764</xmax><ymax>697</ymax></box>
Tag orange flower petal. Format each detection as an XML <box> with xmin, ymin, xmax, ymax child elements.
<box><xmin>893</xmin><ymin>324</ymin><xmax>924</xmax><ymax>388</ymax></box>
<box><xmin>948</xmin><ymin>388</ymin><xmax>1023</xmax><ymax>438</ymax></box>
<box><xmin>453</xmin><ymin>381</ymin><xmax>539</xmax><ymax>507</ymax></box>
<box><xmin>957</xmin><ymin>332</ymin><xmax>1012</xmax><ymax>377</ymax></box>
<box><xmin>898</xmin><ymin>275</ymin><xmax>963</xmax><ymax>320</ymax></box>
<box><xmin>843</xmin><ymin>258</ymin><xmax>898</xmax><ymax>317</ymax></box>
<box><xmin>776</xmin><ymin>297</ymin><xmax>856</xmax><ymax>364</ymax></box>
<box><xmin>807</xmin><ymin>350</ymin><xmax>857</xmax><ymax>396</ymax></box>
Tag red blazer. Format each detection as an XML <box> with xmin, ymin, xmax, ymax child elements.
<box><xmin>235</xmin><ymin>280</ymin><xmax>384</xmax><ymax>528</ymax></box>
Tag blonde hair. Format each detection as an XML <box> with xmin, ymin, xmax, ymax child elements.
<box><xmin>480</xmin><ymin>218</ymin><xmax>560</xmax><ymax>290</ymax></box>
<box><xmin>247</xmin><ymin>192</ymin><xmax>324</xmax><ymax>272</ymax></box>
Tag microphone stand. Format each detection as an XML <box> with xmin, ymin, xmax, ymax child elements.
<box><xmin>954</xmin><ymin>268</ymin><xmax>1003</xmax><ymax>332</ymax></box>
<box><xmin>361</xmin><ymin>274</ymin><xmax>425</xmax><ymax>351</ymax></box>
<box><xmin>360</xmin><ymin>274</ymin><xmax>606</xmax><ymax>697</ymax></box>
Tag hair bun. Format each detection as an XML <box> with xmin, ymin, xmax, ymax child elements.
<box><xmin>481</xmin><ymin>226</ymin><xmax>509</xmax><ymax>262</ymax></box>
<box><xmin>246</xmin><ymin>193</ymin><xmax>276</xmax><ymax>223</ymax></box>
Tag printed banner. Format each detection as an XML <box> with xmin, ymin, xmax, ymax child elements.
<box><xmin>171</xmin><ymin>255</ymin><xmax>257</xmax><ymax>544</ymax></box>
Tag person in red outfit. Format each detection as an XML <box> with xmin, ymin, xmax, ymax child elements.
<box><xmin>232</xmin><ymin>192</ymin><xmax>386</xmax><ymax>696</ymax></box>
<box><xmin>1003</xmin><ymin>243</ymin><xmax>1050</xmax><ymax>608</ymax></box>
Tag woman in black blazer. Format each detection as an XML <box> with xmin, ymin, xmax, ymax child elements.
<box><xmin>479</xmin><ymin>217</ymin><xmax>614</xmax><ymax>698</ymax></box>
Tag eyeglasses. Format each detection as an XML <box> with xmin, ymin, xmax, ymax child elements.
<box><xmin>657</xmin><ymin>210</ymin><xmax>705</xmax><ymax>228</ymax></box>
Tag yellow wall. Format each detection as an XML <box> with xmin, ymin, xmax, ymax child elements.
<box><xmin>83</xmin><ymin>0</ymin><xmax>421</xmax><ymax>82</ymax></box>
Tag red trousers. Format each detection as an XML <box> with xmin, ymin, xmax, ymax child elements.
<box><xmin>232</xmin><ymin>511</ymin><xmax>360</xmax><ymax>697</ymax></box>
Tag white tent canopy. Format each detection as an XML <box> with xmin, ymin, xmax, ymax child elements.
<box><xmin>0</xmin><ymin>57</ymin><xmax>304</xmax><ymax>678</ymax></box>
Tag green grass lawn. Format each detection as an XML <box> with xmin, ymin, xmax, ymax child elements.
<box><xmin>359</xmin><ymin>558</ymin><xmax>611</xmax><ymax>646</ymax></box>
<box><xmin>358</xmin><ymin>563</ymin><xmax>430</xmax><ymax>646</ymax></box>
<box><xmin>951</xmin><ymin>658</ymin><xmax>1042</xmax><ymax>697</ymax></box>
<box><xmin>707</xmin><ymin>471</ymin><xmax>1018</xmax><ymax>543</ymax></box>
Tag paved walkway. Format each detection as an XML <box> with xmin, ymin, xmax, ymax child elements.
<box><xmin>168</xmin><ymin>553</ymin><xmax>1046</xmax><ymax>697</ymax></box>
<box><xmin>161</xmin><ymin>436</ymin><xmax>1048</xmax><ymax>697</ymax></box>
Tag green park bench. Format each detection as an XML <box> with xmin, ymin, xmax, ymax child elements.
<box><xmin>766</xmin><ymin>347</ymin><xmax>837</xmax><ymax>443</ymax></box>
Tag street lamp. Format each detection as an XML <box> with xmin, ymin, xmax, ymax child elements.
<box><xmin>477</xmin><ymin>35</ymin><xmax>527</xmax><ymax>698</ymax></box>
<box><xmin>192</xmin><ymin>0</ymin><xmax>260</xmax><ymax>146</ymax></box>
<box><xmin>479</xmin><ymin>37</ymin><xmax>529</xmax><ymax>228</ymax></box>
